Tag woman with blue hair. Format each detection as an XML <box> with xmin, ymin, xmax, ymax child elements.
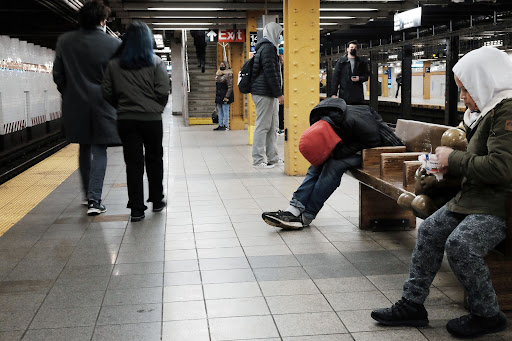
<box><xmin>102</xmin><ymin>21</ymin><xmax>170</xmax><ymax>222</ymax></box>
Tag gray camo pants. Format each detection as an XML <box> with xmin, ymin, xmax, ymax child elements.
<box><xmin>403</xmin><ymin>205</ymin><xmax>506</xmax><ymax>317</ymax></box>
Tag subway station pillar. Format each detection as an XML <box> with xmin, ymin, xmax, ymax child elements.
<box><xmin>171</xmin><ymin>31</ymin><xmax>184</xmax><ymax>116</ymax></box>
<box><xmin>246</xmin><ymin>11</ymin><xmax>263</xmax><ymax>144</ymax></box>
<box><xmin>401</xmin><ymin>44</ymin><xmax>412</xmax><ymax>119</ymax></box>
<box><xmin>423</xmin><ymin>61</ymin><xmax>431</xmax><ymax>100</ymax></box>
<box><xmin>230</xmin><ymin>43</ymin><xmax>245</xmax><ymax>130</ymax></box>
<box><xmin>445</xmin><ymin>36</ymin><xmax>460</xmax><ymax>126</ymax></box>
<box><xmin>283</xmin><ymin>0</ymin><xmax>320</xmax><ymax>175</ymax></box>
<box><xmin>369</xmin><ymin>51</ymin><xmax>379</xmax><ymax>111</ymax></box>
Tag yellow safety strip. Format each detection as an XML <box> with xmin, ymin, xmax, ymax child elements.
<box><xmin>189</xmin><ymin>117</ymin><xmax>214</xmax><ymax>125</ymax></box>
<box><xmin>0</xmin><ymin>144</ymin><xmax>79</xmax><ymax>237</ymax></box>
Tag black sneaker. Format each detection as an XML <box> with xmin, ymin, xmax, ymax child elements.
<box><xmin>153</xmin><ymin>200</ymin><xmax>166</xmax><ymax>212</ymax></box>
<box><xmin>87</xmin><ymin>200</ymin><xmax>107</xmax><ymax>216</ymax></box>
<box><xmin>213</xmin><ymin>126</ymin><xmax>223</xmax><ymax>131</ymax></box>
<box><xmin>131</xmin><ymin>209</ymin><xmax>145</xmax><ymax>222</ymax></box>
<box><xmin>371</xmin><ymin>298</ymin><xmax>429</xmax><ymax>327</ymax></box>
<box><xmin>446</xmin><ymin>312</ymin><xmax>507</xmax><ymax>338</ymax></box>
<box><xmin>262</xmin><ymin>210</ymin><xmax>304</xmax><ymax>229</ymax></box>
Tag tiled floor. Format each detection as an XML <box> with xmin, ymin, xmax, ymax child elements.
<box><xmin>0</xmin><ymin>101</ymin><xmax>510</xmax><ymax>340</ymax></box>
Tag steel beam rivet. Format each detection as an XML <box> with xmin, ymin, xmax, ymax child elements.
<box><xmin>294</xmin><ymin>9</ymin><xmax>298</xmax><ymax>13</ymax></box>
<box><xmin>293</xmin><ymin>114</ymin><xmax>298</xmax><ymax>118</ymax></box>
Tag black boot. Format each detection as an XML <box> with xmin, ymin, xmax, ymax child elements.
<box><xmin>371</xmin><ymin>297</ymin><xmax>429</xmax><ymax>327</ymax></box>
<box><xmin>446</xmin><ymin>312</ymin><xmax>507</xmax><ymax>338</ymax></box>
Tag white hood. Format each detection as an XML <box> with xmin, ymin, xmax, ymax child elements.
<box><xmin>263</xmin><ymin>22</ymin><xmax>283</xmax><ymax>49</ymax></box>
<box><xmin>452</xmin><ymin>46</ymin><xmax>512</xmax><ymax>127</ymax></box>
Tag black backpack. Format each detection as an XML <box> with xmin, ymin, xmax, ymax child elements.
<box><xmin>237</xmin><ymin>52</ymin><xmax>259</xmax><ymax>94</ymax></box>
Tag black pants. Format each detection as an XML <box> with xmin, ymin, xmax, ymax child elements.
<box><xmin>117</xmin><ymin>120</ymin><xmax>164</xmax><ymax>211</ymax></box>
<box><xmin>278</xmin><ymin>104</ymin><xmax>284</xmax><ymax>130</ymax></box>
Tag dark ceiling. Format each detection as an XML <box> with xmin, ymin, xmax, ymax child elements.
<box><xmin>1</xmin><ymin>0</ymin><xmax>511</xmax><ymax>51</ymax></box>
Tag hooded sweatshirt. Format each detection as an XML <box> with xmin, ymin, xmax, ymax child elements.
<box><xmin>446</xmin><ymin>46</ymin><xmax>512</xmax><ymax>218</ymax></box>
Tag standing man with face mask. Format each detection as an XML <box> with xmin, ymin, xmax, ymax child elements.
<box><xmin>331</xmin><ymin>40</ymin><xmax>369</xmax><ymax>105</ymax></box>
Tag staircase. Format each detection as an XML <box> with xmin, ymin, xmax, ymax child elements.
<box><xmin>186</xmin><ymin>32</ymin><xmax>217</xmax><ymax>122</ymax></box>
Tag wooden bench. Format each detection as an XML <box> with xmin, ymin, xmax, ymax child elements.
<box><xmin>346</xmin><ymin>118</ymin><xmax>512</xmax><ymax>310</ymax></box>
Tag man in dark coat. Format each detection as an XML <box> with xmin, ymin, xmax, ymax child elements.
<box><xmin>331</xmin><ymin>40</ymin><xmax>369</xmax><ymax>105</ymax></box>
<box><xmin>53</xmin><ymin>0</ymin><xmax>121</xmax><ymax>215</ymax></box>
<box><xmin>262</xmin><ymin>98</ymin><xmax>399</xmax><ymax>229</ymax></box>
<box><xmin>250</xmin><ymin>22</ymin><xmax>284</xmax><ymax>168</ymax></box>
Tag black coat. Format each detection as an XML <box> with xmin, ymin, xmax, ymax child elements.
<box><xmin>53</xmin><ymin>27</ymin><xmax>122</xmax><ymax>144</ymax></box>
<box><xmin>331</xmin><ymin>55</ymin><xmax>369</xmax><ymax>105</ymax></box>
<box><xmin>310</xmin><ymin>98</ymin><xmax>387</xmax><ymax>159</ymax></box>
<box><xmin>250</xmin><ymin>39</ymin><xmax>282</xmax><ymax>98</ymax></box>
<box><xmin>215</xmin><ymin>71</ymin><xmax>234</xmax><ymax>104</ymax></box>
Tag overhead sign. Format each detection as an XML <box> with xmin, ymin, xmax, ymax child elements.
<box><xmin>218</xmin><ymin>29</ymin><xmax>246</xmax><ymax>43</ymax></box>
<box><xmin>394</xmin><ymin>7</ymin><xmax>422</xmax><ymax>32</ymax></box>
<box><xmin>206</xmin><ymin>30</ymin><xmax>218</xmax><ymax>42</ymax></box>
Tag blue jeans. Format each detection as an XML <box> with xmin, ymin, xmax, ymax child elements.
<box><xmin>290</xmin><ymin>155</ymin><xmax>361</xmax><ymax>219</ymax></box>
<box><xmin>79</xmin><ymin>144</ymin><xmax>107</xmax><ymax>202</ymax></box>
<box><xmin>217</xmin><ymin>103</ymin><xmax>230</xmax><ymax>128</ymax></box>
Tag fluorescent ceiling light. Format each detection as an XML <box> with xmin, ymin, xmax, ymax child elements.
<box><xmin>153</xmin><ymin>16</ymin><xmax>216</xmax><ymax>19</ymax></box>
<box><xmin>320</xmin><ymin>16</ymin><xmax>356</xmax><ymax>19</ymax></box>
<box><xmin>148</xmin><ymin>8</ymin><xmax>223</xmax><ymax>11</ymax></box>
<box><xmin>153</xmin><ymin>23</ymin><xmax>214</xmax><ymax>25</ymax></box>
<box><xmin>319</xmin><ymin>8</ymin><xmax>376</xmax><ymax>11</ymax></box>
<box><xmin>320</xmin><ymin>23</ymin><xmax>338</xmax><ymax>26</ymax></box>
<box><xmin>153</xmin><ymin>28</ymin><xmax>210</xmax><ymax>30</ymax></box>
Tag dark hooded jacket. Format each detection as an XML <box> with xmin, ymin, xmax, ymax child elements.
<box><xmin>250</xmin><ymin>38</ymin><xmax>282</xmax><ymax>98</ymax></box>
<box><xmin>309</xmin><ymin>98</ymin><xmax>400</xmax><ymax>159</ymax></box>
<box><xmin>331</xmin><ymin>55</ymin><xmax>369</xmax><ymax>104</ymax></box>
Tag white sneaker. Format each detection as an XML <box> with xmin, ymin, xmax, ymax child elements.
<box><xmin>269</xmin><ymin>159</ymin><xmax>284</xmax><ymax>166</ymax></box>
<box><xmin>253</xmin><ymin>162</ymin><xmax>275</xmax><ymax>169</ymax></box>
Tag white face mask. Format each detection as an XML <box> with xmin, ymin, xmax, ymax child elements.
<box><xmin>102</xmin><ymin>25</ymin><xmax>107</xmax><ymax>33</ymax></box>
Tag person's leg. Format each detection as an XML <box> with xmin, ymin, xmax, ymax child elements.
<box><xmin>265</xmin><ymin>98</ymin><xmax>279</xmax><ymax>164</ymax></box>
<box><xmin>252</xmin><ymin>95</ymin><xmax>274</xmax><ymax>166</ymax></box>
<box><xmin>445</xmin><ymin>214</ymin><xmax>506</xmax><ymax>317</ymax></box>
<box><xmin>140</xmin><ymin>120</ymin><xmax>164</xmax><ymax>206</ymax></box>
<box><xmin>78</xmin><ymin>144</ymin><xmax>91</xmax><ymax>198</ymax></box>
<box><xmin>223</xmin><ymin>103</ymin><xmax>230</xmax><ymax>128</ymax></box>
<box><xmin>402</xmin><ymin>206</ymin><xmax>463</xmax><ymax>304</ymax></box>
<box><xmin>88</xmin><ymin>144</ymin><xmax>107</xmax><ymax>203</ymax></box>
<box><xmin>289</xmin><ymin>164</ymin><xmax>323</xmax><ymax>213</ymax></box>
<box><xmin>117</xmin><ymin>120</ymin><xmax>146</xmax><ymax>211</ymax></box>
<box><xmin>278</xmin><ymin>104</ymin><xmax>284</xmax><ymax>131</ymax></box>
<box><xmin>371</xmin><ymin>206</ymin><xmax>462</xmax><ymax>327</ymax></box>
<box><xmin>217</xmin><ymin>104</ymin><xmax>224</xmax><ymax>127</ymax></box>
<box><xmin>302</xmin><ymin>155</ymin><xmax>361</xmax><ymax>220</ymax></box>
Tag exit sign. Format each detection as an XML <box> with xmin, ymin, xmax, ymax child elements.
<box><xmin>218</xmin><ymin>29</ymin><xmax>246</xmax><ymax>43</ymax></box>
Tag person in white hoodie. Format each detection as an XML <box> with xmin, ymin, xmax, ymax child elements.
<box><xmin>372</xmin><ymin>46</ymin><xmax>512</xmax><ymax>338</ymax></box>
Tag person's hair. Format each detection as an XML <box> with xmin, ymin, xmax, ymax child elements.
<box><xmin>347</xmin><ymin>40</ymin><xmax>358</xmax><ymax>47</ymax></box>
<box><xmin>78</xmin><ymin>1</ymin><xmax>111</xmax><ymax>30</ymax></box>
<box><xmin>118</xmin><ymin>21</ymin><xmax>155</xmax><ymax>70</ymax></box>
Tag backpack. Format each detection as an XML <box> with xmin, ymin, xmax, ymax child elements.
<box><xmin>237</xmin><ymin>52</ymin><xmax>259</xmax><ymax>94</ymax></box>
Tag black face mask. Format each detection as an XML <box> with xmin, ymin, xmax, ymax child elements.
<box><xmin>349</xmin><ymin>49</ymin><xmax>357</xmax><ymax>56</ymax></box>
<box><xmin>220</xmin><ymin>66</ymin><xmax>226</xmax><ymax>71</ymax></box>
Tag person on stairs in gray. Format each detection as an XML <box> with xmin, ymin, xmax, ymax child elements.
<box><xmin>250</xmin><ymin>22</ymin><xmax>284</xmax><ymax>169</ymax></box>
<box><xmin>53</xmin><ymin>0</ymin><xmax>121</xmax><ymax>216</ymax></box>
<box><xmin>372</xmin><ymin>46</ymin><xmax>512</xmax><ymax>339</ymax></box>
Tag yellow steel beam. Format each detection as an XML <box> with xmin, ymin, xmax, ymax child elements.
<box><xmin>230</xmin><ymin>43</ymin><xmax>246</xmax><ymax>130</ymax></box>
<box><xmin>246</xmin><ymin>11</ymin><xmax>263</xmax><ymax>145</ymax></box>
<box><xmin>284</xmin><ymin>0</ymin><xmax>320</xmax><ymax>175</ymax></box>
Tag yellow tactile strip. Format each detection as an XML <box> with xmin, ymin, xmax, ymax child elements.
<box><xmin>0</xmin><ymin>144</ymin><xmax>79</xmax><ymax>237</ymax></box>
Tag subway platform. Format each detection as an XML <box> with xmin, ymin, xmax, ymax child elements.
<box><xmin>0</xmin><ymin>103</ymin><xmax>511</xmax><ymax>341</ymax></box>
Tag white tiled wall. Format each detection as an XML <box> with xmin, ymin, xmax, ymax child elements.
<box><xmin>0</xmin><ymin>35</ymin><xmax>60</xmax><ymax>135</ymax></box>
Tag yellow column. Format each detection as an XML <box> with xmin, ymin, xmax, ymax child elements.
<box><xmin>230</xmin><ymin>43</ymin><xmax>245</xmax><ymax>130</ymax></box>
<box><xmin>423</xmin><ymin>61</ymin><xmax>431</xmax><ymax>100</ymax></box>
<box><xmin>246</xmin><ymin>11</ymin><xmax>263</xmax><ymax>145</ymax></box>
<box><xmin>284</xmin><ymin>0</ymin><xmax>320</xmax><ymax>175</ymax></box>
<box><xmin>382</xmin><ymin>67</ymin><xmax>389</xmax><ymax>97</ymax></box>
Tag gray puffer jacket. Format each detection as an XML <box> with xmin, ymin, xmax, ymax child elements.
<box><xmin>102</xmin><ymin>55</ymin><xmax>170</xmax><ymax>120</ymax></box>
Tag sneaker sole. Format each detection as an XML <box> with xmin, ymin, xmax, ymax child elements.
<box><xmin>153</xmin><ymin>207</ymin><xmax>165</xmax><ymax>212</ymax></box>
<box><xmin>371</xmin><ymin>314</ymin><xmax>429</xmax><ymax>327</ymax></box>
<box><xmin>262</xmin><ymin>215</ymin><xmax>303</xmax><ymax>229</ymax></box>
<box><xmin>87</xmin><ymin>208</ymin><xmax>107</xmax><ymax>216</ymax></box>
<box><xmin>253</xmin><ymin>165</ymin><xmax>276</xmax><ymax>169</ymax></box>
<box><xmin>131</xmin><ymin>215</ymin><xmax>145</xmax><ymax>222</ymax></box>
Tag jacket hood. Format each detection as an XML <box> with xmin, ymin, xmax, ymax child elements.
<box><xmin>263</xmin><ymin>22</ymin><xmax>283</xmax><ymax>49</ymax></box>
<box><xmin>453</xmin><ymin>46</ymin><xmax>512</xmax><ymax>113</ymax></box>
<box><xmin>309</xmin><ymin>98</ymin><xmax>347</xmax><ymax>126</ymax></box>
